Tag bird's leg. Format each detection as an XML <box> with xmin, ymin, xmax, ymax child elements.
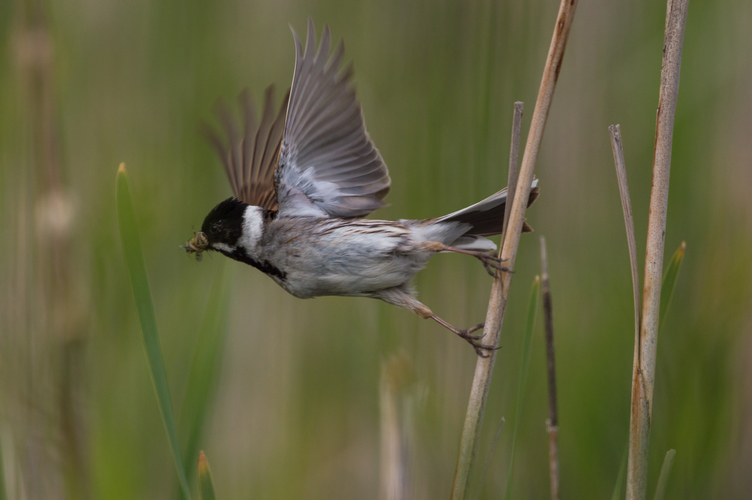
<box><xmin>427</xmin><ymin>313</ymin><xmax>498</xmax><ymax>358</ymax></box>
<box><xmin>433</xmin><ymin>243</ymin><xmax>512</xmax><ymax>277</ymax></box>
<box><xmin>375</xmin><ymin>286</ymin><xmax>496</xmax><ymax>357</ymax></box>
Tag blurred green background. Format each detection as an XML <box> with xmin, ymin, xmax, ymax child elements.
<box><xmin>1</xmin><ymin>0</ymin><xmax>751</xmax><ymax>498</ymax></box>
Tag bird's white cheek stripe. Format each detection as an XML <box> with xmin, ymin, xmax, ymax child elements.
<box><xmin>213</xmin><ymin>242</ymin><xmax>235</xmax><ymax>253</ymax></box>
<box><xmin>240</xmin><ymin>206</ymin><xmax>265</xmax><ymax>251</ymax></box>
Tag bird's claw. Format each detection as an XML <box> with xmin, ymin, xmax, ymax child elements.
<box><xmin>477</xmin><ymin>253</ymin><xmax>513</xmax><ymax>277</ymax></box>
<box><xmin>457</xmin><ymin>323</ymin><xmax>500</xmax><ymax>357</ymax></box>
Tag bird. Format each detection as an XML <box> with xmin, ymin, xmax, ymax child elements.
<box><xmin>184</xmin><ymin>19</ymin><xmax>539</xmax><ymax>355</ymax></box>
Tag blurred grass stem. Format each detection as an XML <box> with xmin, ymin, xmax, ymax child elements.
<box><xmin>116</xmin><ymin>164</ymin><xmax>192</xmax><ymax>500</ymax></box>
<box><xmin>611</xmin><ymin>445</ymin><xmax>629</xmax><ymax>500</ymax></box>
<box><xmin>450</xmin><ymin>1</ymin><xmax>578</xmax><ymax>498</ymax></box>
<box><xmin>609</xmin><ymin>125</ymin><xmax>641</xmax><ymax>351</ymax></box>
<box><xmin>539</xmin><ymin>236</ymin><xmax>560</xmax><ymax>500</ymax></box>
<box><xmin>177</xmin><ymin>263</ymin><xmax>232</xmax><ymax>497</ymax></box>
<box><xmin>472</xmin><ymin>417</ymin><xmax>505</xmax><ymax>500</ymax></box>
<box><xmin>503</xmin><ymin>277</ymin><xmax>540</xmax><ymax>500</ymax></box>
<box><xmin>652</xmin><ymin>450</ymin><xmax>676</xmax><ymax>500</ymax></box>
<box><xmin>500</xmin><ymin>102</ymin><xmax>523</xmax><ymax>252</ymax></box>
<box><xmin>379</xmin><ymin>353</ymin><xmax>415</xmax><ymax>500</ymax></box>
<box><xmin>197</xmin><ymin>451</ymin><xmax>217</xmax><ymax>500</ymax></box>
<box><xmin>16</xmin><ymin>0</ymin><xmax>90</xmax><ymax>496</ymax></box>
<box><xmin>626</xmin><ymin>1</ymin><xmax>689</xmax><ymax>499</ymax></box>
<box><xmin>659</xmin><ymin>242</ymin><xmax>686</xmax><ymax>331</ymax></box>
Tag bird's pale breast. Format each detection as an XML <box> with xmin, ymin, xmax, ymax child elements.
<box><xmin>260</xmin><ymin>218</ymin><xmax>430</xmax><ymax>298</ymax></box>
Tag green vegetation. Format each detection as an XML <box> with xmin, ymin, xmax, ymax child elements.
<box><xmin>611</xmin><ymin>446</ymin><xmax>629</xmax><ymax>500</ymax></box>
<box><xmin>660</xmin><ymin>243</ymin><xmax>686</xmax><ymax>331</ymax></box>
<box><xmin>117</xmin><ymin>164</ymin><xmax>192</xmax><ymax>500</ymax></box>
<box><xmin>653</xmin><ymin>449</ymin><xmax>677</xmax><ymax>500</ymax></box>
<box><xmin>504</xmin><ymin>276</ymin><xmax>540</xmax><ymax>500</ymax></box>
<box><xmin>197</xmin><ymin>452</ymin><xmax>218</xmax><ymax>500</ymax></box>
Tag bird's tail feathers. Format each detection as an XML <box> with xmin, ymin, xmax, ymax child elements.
<box><xmin>437</xmin><ymin>179</ymin><xmax>539</xmax><ymax>236</ymax></box>
<box><xmin>432</xmin><ymin>179</ymin><xmax>540</xmax><ymax>251</ymax></box>
<box><xmin>447</xmin><ymin>235</ymin><xmax>498</xmax><ymax>252</ymax></box>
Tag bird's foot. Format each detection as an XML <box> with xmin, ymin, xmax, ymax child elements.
<box><xmin>456</xmin><ymin>323</ymin><xmax>500</xmax><ymax>357</ymax></box>
<box><xmin>429</xmin><ymin>314</ymin><xmax>500</xmax><ymax>358</ymax></box>
<box><xmin>474</xmin><ymin>253</ymin><xmax>512</xmax><ymax>277</ymax></box>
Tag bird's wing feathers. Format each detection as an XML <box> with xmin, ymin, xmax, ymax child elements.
<box><xmin>204</xmin><ymin>86</ymin><xmax>289</xmax><ymax>210</ymax></box>
<box><xmin>275</xmin><ymin>18</ymin><xmax>391</xmax><ymax>218</ymax></box>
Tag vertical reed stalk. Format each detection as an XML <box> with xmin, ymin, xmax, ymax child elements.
<box><xmin>626</xmin><ymin>1</ymin><xmax>689</xmax><ymax>499</ymax></box>
<box><xmin>500</xmin><ymin>102</ymin><xmax>524</xmax><ymax>252</ymax></box>
<box><xmin>450</xmin><ymin>1</ymin><xmax>578</xmax><ymax>498</ymax></box>
<box><xmin>539</xmin><ymin>236</ymin><xmax>559</xmax><ymax>500</ymax></box>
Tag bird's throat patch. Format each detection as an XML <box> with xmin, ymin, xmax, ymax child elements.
<box><xmin>222</xmin><ymin>247</ymin><xmax>287</xmax><ymax>281</ymax></box>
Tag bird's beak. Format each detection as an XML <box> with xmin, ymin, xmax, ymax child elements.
<box><xmin>183</xmin><ymin>231</ymin><xmax>209</xmax><ymax>261</ymax></box>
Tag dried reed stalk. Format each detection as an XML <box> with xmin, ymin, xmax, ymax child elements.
<box><xmin>450</xmin><ymin>1</ymin><xmax>578</xmax><ymax>498</ymax></box>
<box><xmin>626</xmin><ymin>1</ymin><xmax>689</xmax><ymax>499</ymax></box>
<box><xmin>539</xmin><ymin>236</ymin><xmax>559</xmax><ymax>500</ymax></box>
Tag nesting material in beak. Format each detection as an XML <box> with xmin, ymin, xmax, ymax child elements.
<box><xmin>183</xmin><ymin>231</ymin><xmax>209</xmax><ymax>261</ymax></box>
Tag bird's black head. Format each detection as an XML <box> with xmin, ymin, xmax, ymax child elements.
<box><xmin>184</xmin><ymin>197</ymin><xmax>273</xmax><ymax>261</ymax></box>
<box><xmin>200</xmin><ymin>197</ymin><xmax>247</xmax><ymax>249</ymax></box>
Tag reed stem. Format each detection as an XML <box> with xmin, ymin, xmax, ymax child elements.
<box><xmin>450</xmin><ymin>1</ymin><xmax>579</xmax><ymax>497</ymax></box>
<box><xmin>626</xmin><ymin>1</ymin><xmax>689</xmax><ymax>498</ymax></box>
<box><xmin>540</xmin><ymin>236</ymin><xmax>559</xmax><ymax>500</ymax></box>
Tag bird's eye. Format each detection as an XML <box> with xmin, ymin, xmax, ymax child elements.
<box><xmin>210</xmin><ymin>223</ymin><xmax>220</xmax><ymax>234</ymax></box>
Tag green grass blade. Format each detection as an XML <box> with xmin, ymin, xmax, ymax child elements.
<box><xmin>652</xmin><ymin>449</ymin><xmax>676</xmax><ymax>500</ymax></box>
<box><xmin>198</xmin><ymin>451</ymin><xmax>217</xmax><ymax>500</ymax></box>
<box><xmin>116</xmin><ymin>164</ymin><xmax>192</xmax><ymax>500</ymax></box>
<box><xmin>178</xmin><ymin>263</ymin><xmax>232</xmax><ymax>494</ymax></box>
<box><xmin>610</xmin><ymin>443</ymin><xmax>628</xmax><ymax>500</ymax></box>
<box><xmin>503</xmin><ymin>276</ymin><xmax>540</xmax><ymax>500</ymax></box>
<box><xmin>659</xmin><ymin>242</ymin><xmax>685</xmax><ymax>331</ymax></box>
<box><xmin>471</xmin><ymin>417</ymin><xmax>505</xmax><ymax>500</ymax></box>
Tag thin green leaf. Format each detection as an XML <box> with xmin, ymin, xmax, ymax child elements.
<box><xmin>652</xmin><ymin>449</ymin><xmax>676</xmax><ymax>500</ymax></box>
<box><xmin>179</xmin><ymin>263</ymin><xmax>232</xmax><ymax>494</ymax></box>
<box><xmin>116</xmin><ymin>164</ymin><xmax>192</xmax><ymax>500</ymax></box>
<box><xmin>659</xmin><ymin>242</ymin><xmax>685</xmax><ymax>331</ymax></box>
<box><xmin>471</xmin><ymin>417</ymin><xmax>505</xmax><ymax>500</ymax></box>
<box><xmin>503</xmin><ymin>276</ymin><xmax>540</xmax><ymax>500</ymax></box>
<box><xmin>611</xmin><ymin>443</ymin><xmax>628</xmax><ymax>500</ymax></box>
<box><xmin>198</xmin><ymin>451</ymin><xmax>217</xmax><ymax>500</ymax></box>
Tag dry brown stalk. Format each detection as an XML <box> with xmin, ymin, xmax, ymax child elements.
<box><xmin>450</xmin><ymin>1</ymin><xmax>578</xmax><ymax>498</ymax></box>
<box><xmin>626</xmin><ymin>1</ymin><xmax>690</xmax><ymax>499</ymax></box>
<box><xmin>539</xmin><ymin>236</ymin><xmax>559</xmax><ymax>500</ymax></box>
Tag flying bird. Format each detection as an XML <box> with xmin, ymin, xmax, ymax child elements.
<box><xmin>185</xmin><ymin>19</ymin><xmax>539</xmax><ymax>355</ymax></box>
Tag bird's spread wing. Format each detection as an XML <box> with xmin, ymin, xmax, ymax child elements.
<box><xmin>275</xmin><ymin>18</ymin><xmax>391</xmax><ymax>218</ymax></box>
<box><xmin>204</xmin><ymin>86</ymin><xmax>289</xmax><ymax>210</ymax></box>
